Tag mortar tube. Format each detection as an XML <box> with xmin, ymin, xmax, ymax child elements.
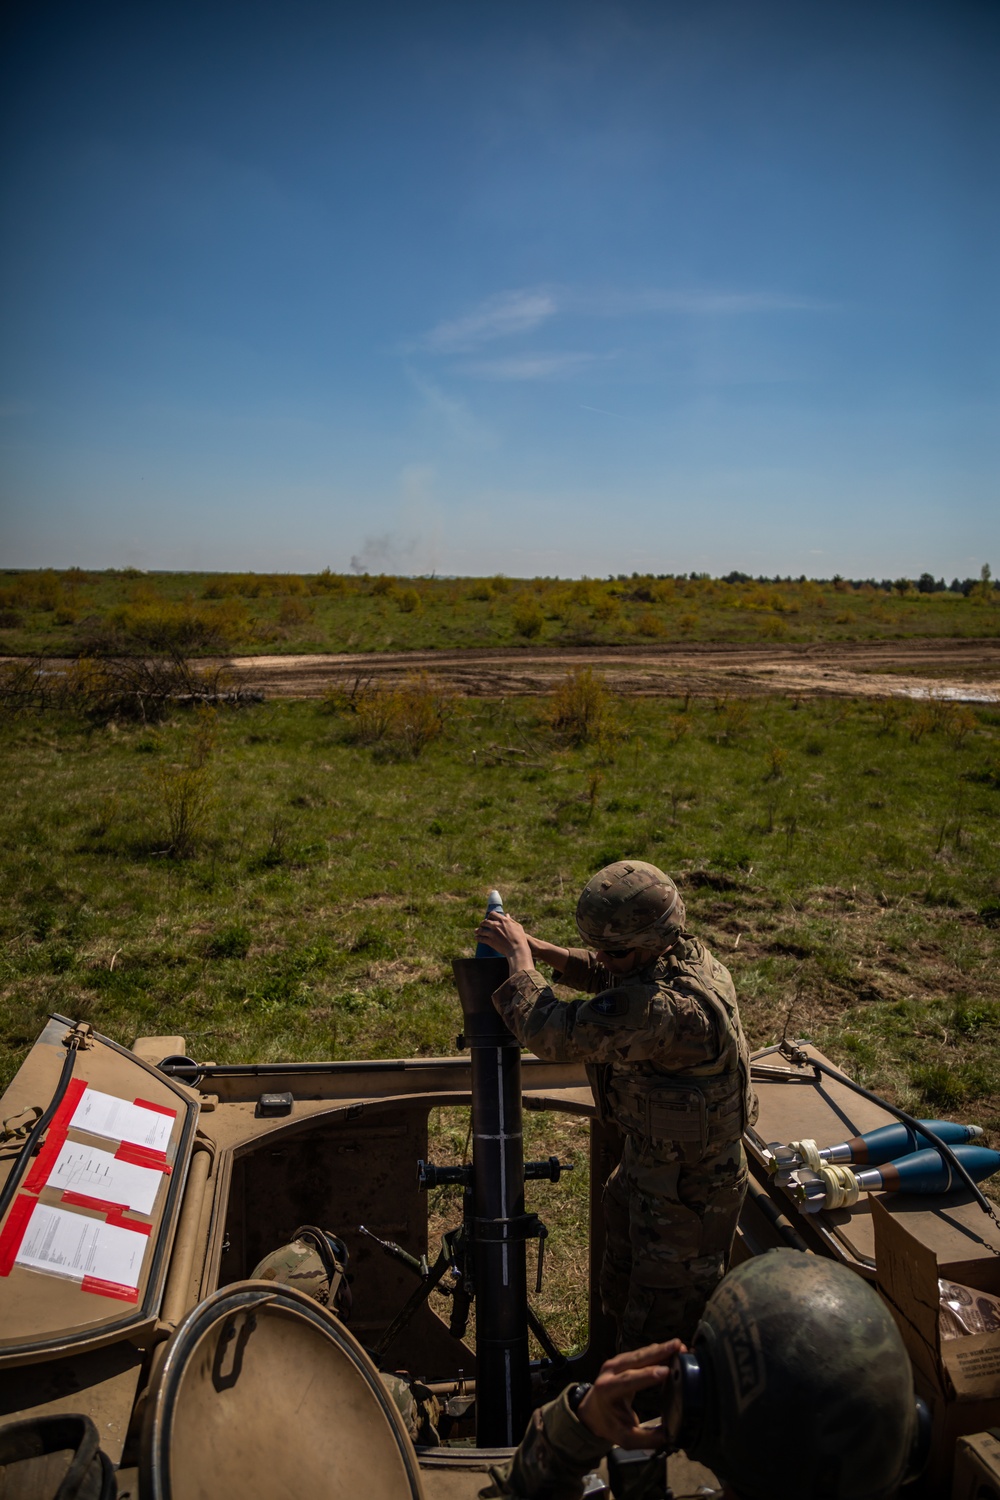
<box><xmin>452</xmin><ymin>956</ymin><xmax>532</xmax><ymax>1448</ymax></box>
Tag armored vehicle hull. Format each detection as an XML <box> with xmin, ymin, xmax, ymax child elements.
<box><xmin>1</xmin><ymin>1014</ymin><xmax>997</xmax><ymax>1498</ymax></box>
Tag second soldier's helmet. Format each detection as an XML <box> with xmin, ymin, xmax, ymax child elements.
<box><xmin>251</xmin><ymin>1226</ymin><xmax>353</xmax><ymax>1321</ymax></box>
<box><xmin>575</xmin><ymin>860</ymin><xmax>686</xmax><ymax>952</ymax></box>
<box><xmin>665</xmin><ymin>1249</ymin><xmax>922</xmax><ymax>1500</ymax></box>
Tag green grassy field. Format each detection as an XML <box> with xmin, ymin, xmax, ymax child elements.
<box><xmin>1</xmin><ymin>566</ymin><xmax>997</xmax><ymax>657</ymax></box>
<box><xmin>2</xmin><ymin>682</ymin><xmax>998</xmax><ymax>1347</ymax></box>
<box><xmin>3</xmin><ymin>686</ymin><xmax>997</xmax><ymax>1103</ymax></box>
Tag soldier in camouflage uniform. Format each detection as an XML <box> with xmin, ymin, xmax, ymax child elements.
<box><xmin>493</xmin><ymin>1252</ymin><xmax>920</xmax><ymax>1500</ymax></box>
<box><xmin>477</xmin><ymin>859</ymin><xmax>757</xmax><ymax>1352</ymax></box>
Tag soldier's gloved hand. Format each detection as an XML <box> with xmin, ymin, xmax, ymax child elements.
<box><xmin>476</xmin><ymin>913</ymin><xmax>534</xmax><ymax>973</ymax></box>
<box><xmin>576</xmin><ymin>1340</ymin><xmax>685</xmax><ymax>1449</ymax></box>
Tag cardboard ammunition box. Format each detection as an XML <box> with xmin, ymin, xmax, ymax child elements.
<box><xmin>951</xmin><ymin>1429</ymin><xmax>1000</xmax><ymax>1500</ymax></box>
<box><xmin>872</xmin><ymin>1198</ymin><xmax>1000</xmax><ymax>1494</ymax></box>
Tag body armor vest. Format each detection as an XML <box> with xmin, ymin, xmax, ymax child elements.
<box><xmin>589</xmin><ymin>941</ymin><xmax>758</xmax><ymax>1154</ymax></box>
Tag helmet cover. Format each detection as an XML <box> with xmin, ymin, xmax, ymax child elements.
<box><xmin>575</xmin><ymin>859</ymin><xmax>686</xmax><ymax>951</ymax></box>
<box><xmin>251</xmin><ymin>1229</ymin><xmax>352</xmax><ymax>1319</ymax></box>
<box><xmin>688</xmin><ymin>1249</ymin><xmax>916</xmax><ymax>1500</ymax></box>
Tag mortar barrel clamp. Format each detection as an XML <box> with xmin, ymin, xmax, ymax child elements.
<box><xmin>524</xmin><ymin>1156</ymin><xmax>574</xmax><ymax>1183</ymax></box>
<box><xmin>417</xmin><ymin>1159</ymin><xmax>473</xmax><ymax>1189</ymax></box>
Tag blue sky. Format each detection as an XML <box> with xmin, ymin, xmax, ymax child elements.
<box><xmin>1</xmin><ymin>0</ymin><xmax>997</xmax><ymax>578</ymax></box>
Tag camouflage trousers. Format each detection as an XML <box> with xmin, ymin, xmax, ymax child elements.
<box><xmin>600</xmin><ymin>1133</ymin><xmax>747</xmax><ymax>1351</ymax></box>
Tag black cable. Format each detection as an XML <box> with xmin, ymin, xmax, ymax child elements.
<box><xmin>784</xmin><ymin>1043</ymin><xmax>1000</xmax><ymax>1233</ymax></box>
<box><xmin>0</xmin><ymin>1039</ymin><xmax>80</xmax><ymax>1228</ymax></box>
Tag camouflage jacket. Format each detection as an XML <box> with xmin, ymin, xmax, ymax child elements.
<box><xmin>484</xmin><ymin>1387</ymin><xmax>609</xmax><ymax>1500</ymax></box>
<box><xmin>486</xmin><ymin>1388</ymin><xmax>727</xmax><ymax>1500</ymax></box>
<box><xmin>492</xmin><ymin>937</ymin><xmax>757</xmax><ymax>1152</ymax></box>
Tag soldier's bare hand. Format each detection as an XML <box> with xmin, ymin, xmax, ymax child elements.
<box><xmin>576</xmin><ymin>1340</ymin><xmax>685</xmax><ymax>1449</ymax></box>
<box><xmin>476</xmin><ymin>913</ymin><xmax>533</xmax><ymax>972</ymax></box>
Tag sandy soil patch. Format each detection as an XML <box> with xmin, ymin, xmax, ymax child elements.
<box><xmin>217</xmin><ymin>638</ymin><xmax>1000</xmax><ymax>702</ymax></box>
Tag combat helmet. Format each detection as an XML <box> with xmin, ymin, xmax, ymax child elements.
<box><xmin>575</xmin><ymin>860</ymin><xmax>686</xmax><ymax>952</ymax></box>
<box><xmin>251</xmin><ymin>1225</ymin><xmax>353</xmax><ymax>1320</ymax></box>
<box><xmin>665</xmin><ymin>1249</ymin><xmax>923</xmax><ymax>1500</ymax></box>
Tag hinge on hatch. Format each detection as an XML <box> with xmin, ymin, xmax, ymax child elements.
<box><xmin>63</xmin><ymin>1021</ymin><xmax>95</xmax><ymax>1051</ymax></box>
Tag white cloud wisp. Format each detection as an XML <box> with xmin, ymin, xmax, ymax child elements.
<box><xmin>422</xmin><ymin>289</ymin><xmax>557</xmax><ymax>353</ymax></box>
<box><xmin>459</xmin><ymin>351</ymin><xmax>601</xmax><ymax>381</ymax></box>
<box><xmin>410</xmin><ymin>282</ymin><xmax>832</xmax><ymax>387</ymax></box>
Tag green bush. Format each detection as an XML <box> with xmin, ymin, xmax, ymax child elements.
<box><xmin>545</xmin><ymin>669</ymin><xmax>619</xmax><ymax>747</ymax></box>
<box><xmin>512</xmin><ymin>597</ymin><xmax>545</xmax><ymax>638</ymax></box>
<box><xmin>341</xmin><ymin>674</ymin><xmax>451</xmax><ymax>757</ymax></box>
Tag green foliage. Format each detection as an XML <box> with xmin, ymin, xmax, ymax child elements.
<box><xmin>635</xmin><ymin>610</ymin><xmax>666</xmax><ymax>638</ymax></box>
<box><xmin>0</xmin><ymin>567</ymin><xmax>996</xmax><ymax>656</ymax></box>
<box><xmin>716</xmin><ymin>700</ymin><xmax>752</xmax><ymax>741</ymax></box>
<box><xmin>765</xmin><ymin>744</ymin><xmax>789</xmax><ymax>778</ymax></box>
<box><xmin>512</xmin><ymin>595</ymin><xmax>545</xmax><ymax>638</ymax></box>
<box><xmin>156</xmin><ymin>761</ymin><xmax>213</xmax><ymax>858</ymax></box>
<box><xmin>545</xmin><ymin>668</ymin><xmax>619</xmax><ymax>747</ymax></box>
<box><xmin>333</xmin><ymin>674</ymin><xmax>452</xmax><ymax>758</ymax></box>
<box><xmin>142</xmin><ymin>706</ymin><xmax>220</xmax><ymax>858</ymax></box>
<box><xmin>0</xmin><ymin>692</ymin><xmax>998</xmax><ymax>1169</ymax></box>
<box><xmin>911</xmin><ymin>1063</ymin><xmax>967</xmax><ymax>1110</ymax></box>
<box><xmin>278</xmin><ymin>597</ymin><xmax>313</xmax><ymax>627</ymax></box>
<box><xmin>350</xmin><ymin>926</ymin><xmax>393</xmax><ymax>958</ymax></box>
<box><xmin>97</xmin><ymin>597</ymin><xmax>249</xmax><ymax>657</ymax></box>
<box><xmin>205</xmin><ymin>923</ymin><xmax>252</xmax><ymax>959</ymax></box>
<box><xmin>951</xmin><ymin>997</ymin><xmax>999</xmax><ymax>1036</ymax></box>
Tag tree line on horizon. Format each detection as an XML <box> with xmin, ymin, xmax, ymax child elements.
<box><xmin>1</xmin><ymin>563</ymin><xmax>995</xmax><ymax>593</ymax></box>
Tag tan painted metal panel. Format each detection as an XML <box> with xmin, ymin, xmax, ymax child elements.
<box><xmin>0</xmin><ymin>1018</ymin><xmax>199</xmax><ymax>1365</ymax></box>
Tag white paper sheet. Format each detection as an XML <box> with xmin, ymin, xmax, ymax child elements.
<box><xmin>69</xmin><ymin>1088</ymin><xmax>173</xmax><ymax>1154</ymax></box>
<box><xmin>16</xmin><ymin>1203</ymin><xmax>148</xmax><ymax>1289</ymax></box>
<box><xmin>45</xmin><ymin>1140</ymin><xmax>162</xmax><ymax>1216</ymax></box>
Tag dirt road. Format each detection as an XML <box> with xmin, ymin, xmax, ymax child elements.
<box><xmin>221</xmin><ymin>637</ymin><xmax>1000</xmax><ymax>701</ymax></box>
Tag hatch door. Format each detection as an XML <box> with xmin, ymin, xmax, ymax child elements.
<box><xmin>0</xmin><ymin>1016</ymin><xmax>199</xmax><ymax>1365</ymax></box>
<box><xmin>140</xmin><ymin>1281</ymin><xmax>426</xmax><ymax>1500</ymax></box>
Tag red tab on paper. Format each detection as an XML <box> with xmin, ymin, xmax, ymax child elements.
<box><xmin>133</xmin><ymin>1098</ymin><xmax>176</xmax><ymax>1118</ymax></box>
<box><xmin>58</xmin><ymin>1194</ymin><xmax>151</xmax><ymax>1232</ymax></box>
<box><xmin>60</xmin><ymin>1191</ymin><xmax>126</xmax><ymax>1216</ymax></box>
<box><xmin>23</xmin><ymin>1077</ymin><xmax>88</xmax><ymax>1194</ymax></box>
<box><xmin>81</xmin><ymin>1275</ymin><xmax>139</xmax><ymax>1303</ymax></box>
<box><xmin>115</xmin><ymin>1142</ymin><xmax>171</xmax><ymax>1173</ymax></box>
<box><xmin>104</xmin><ymin>1208</ymin><xmax>151</xmax><ymax>1235</ymax></box>
<box><xmin>0</xmin><ymin>1194</ymin><xmax>36</xmax><ymax>1276</ymax></box>
<box><xmin>51</xmin><ymin>1077</ymin><xmax>88</xmax><ymax>1134</ymax></box>
<box><xmin>23</xmin><ymin>1128</ymin><xmax>68</xmax><ymax>1193</ymax></box>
